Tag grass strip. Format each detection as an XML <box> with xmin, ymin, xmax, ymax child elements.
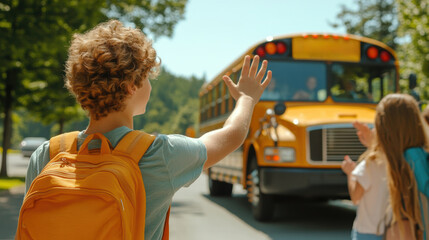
<box><xmin>0</xmin><ymin>177</ymin><xmax>25</xmax><ymax>191</ymax></box>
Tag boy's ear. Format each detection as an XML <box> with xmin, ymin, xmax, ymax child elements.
<box><xmin>127</xmin><ymin>84</ymin><xmax>137</xmax><ymax>95</ymax></box>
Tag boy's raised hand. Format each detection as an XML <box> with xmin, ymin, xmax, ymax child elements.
<box><xmin>223</xmin><ymin>55</ymin><xmax>272</xmax><ymax>104</ymax></box>
<box><xmin>201</xmin><ymin>55</ymin><xmax>271</xmax><ymax>169</ymax></box>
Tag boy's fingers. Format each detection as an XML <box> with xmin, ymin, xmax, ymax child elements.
<box><xmin>249</xmin><ymin>55</ymin><xmax>260</xmax><ymax>77</ymax></box>
<box><xmin>261</xmin><ymin>71</ymin><xmax>272</xmax><ymax>88</ymax></box>
<box><xmin>256</xmin><ymin>60</ymin><xmax>268</xmax><ymax>82</ymax></box>
<box><xmin>241</xmin><ymin>55</ymin><xmax>251</xmax><ymax>78</ymax></box>
<box><xmin>223</xmin><ymin>75</ymin><xmax>235</xmax><ymax>88</ymax></box>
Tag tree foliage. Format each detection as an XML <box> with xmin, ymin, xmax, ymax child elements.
<box><xmin>396</xmin><ymin>0</ymin><xmax>429</xmax><ymax>93</ymax></box>
<box><xmin>330</xmin><ymin>0</ymin><xmax>429</xmax><ymax>102</ymax></box>
<box><xmin>134</xmin><ymin>68</ymin><xmax>205</xmax><ymax>135</ymax></box>
<box><xmin>330</xmin><ymin>0</ymin><xmax>399</xmax><ymax>49</ymax></box>
<box><xmin>8</xmin><ymin>68</ymin><xmax>204</xmax><ymax>145</ymax></box>
<box><xmin>0</xmin><ymin>0</ymin><xmax>187</xmax><ymax>176</ymax></box>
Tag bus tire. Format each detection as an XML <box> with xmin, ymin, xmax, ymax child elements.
<box><xmin>208</xmin><ymin>171</ymin><xmax>233</xmax><ymax>197</ymax></box>
<box><xmin>247</xmin><ymin>157</ymin><xmax>275</xmax><ymax>221</ymax></box>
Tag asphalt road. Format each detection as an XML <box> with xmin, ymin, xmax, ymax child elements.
<box><xmin>3</xmin><ymin>153</ymin><xmax>356</xmax><ymax>240</ymax></box>
<box><xmin>171</xmin><ymin>174</ymin><xmax>356</xmax><ymax>240</ymax></box>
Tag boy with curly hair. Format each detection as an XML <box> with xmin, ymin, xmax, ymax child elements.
<box><xmin>24</xmin><ymin>20</ymin><xmax>271</xmax><ymax>239</ymax></box>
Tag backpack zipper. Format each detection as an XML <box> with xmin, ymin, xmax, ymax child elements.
<box><xmin>35</xmin><ymin>168</ymin><xmax>137</xmax><ymax>206</ymax></box>
<box><xmin>20</xmin><ymin>188</ymin><xmax>126</xmax><ymax>239</ymax></box>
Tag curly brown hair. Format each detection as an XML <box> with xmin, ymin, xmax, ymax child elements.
<box><xmin>65</xmin><ymin>20</ymin><xmax>160</xmax><ymax>120</ymax></box>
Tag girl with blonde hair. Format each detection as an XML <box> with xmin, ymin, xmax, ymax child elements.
<box><xmin>342</xmin><ymin>93</ymin><xmax>429</xmax><ymax>240</ymax></box>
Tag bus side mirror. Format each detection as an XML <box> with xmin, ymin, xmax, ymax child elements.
<box><xmin>408</xmin><ymin>73</ymin><xmax>417</xmax><ymax>89</ymax></box>
<box><xmin>274</xmin><ymin>102</ymin><xmax>286</xmax><ymax>115</ymax></box>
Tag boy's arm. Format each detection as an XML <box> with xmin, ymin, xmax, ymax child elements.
<box><xmin>199</xmin><ymin>55</ymin><xmax>271</xmax><ymax>170</ymax></box>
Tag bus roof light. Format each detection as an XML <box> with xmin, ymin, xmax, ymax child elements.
<box><xmin>380</xmin><ymin>51</ymin><xmax>391</xmax><ymax>62</ymax></box>
<box><xmin>366</xmin><ymin>46</ymin><xmax>378</xmax><ymax>59</ymax></box>
<box><xmin>265</xmin><ymin>42</ymin><xmax>276</xmax><ymax>55</ymax></box>
<box><xmin>276</xmin><ymin>42</ymin><xmax>287</xmax><ymax>54</ymax></box>
<box><xmin>312</xmin><ymin>34</ymin><xmax>318</xmax><ymax>39</ymax></box>
<box><xmin>323</xmin><ymin>34</ymin><xmax>330</xmax><ymax>39</ymax></box>
<box><xmin>344</xmin><ymin>35</ymin><xmax>350</xmax><ymax>40</ymax></box>
<box><xmin>256</xmin><ymin>46</ymin><xmax>266</xmax><ymax>57</ymax></box>
<box><xmin>332</xmin><ymin>35</ymin><xmax>339</xmax><ymax>39</ymax></box>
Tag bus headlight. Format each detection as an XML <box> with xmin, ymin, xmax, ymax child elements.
<box><xmin>264</xmin><ymin>147</ymin><xmax>295</xmax><ymax>162</ymax></box>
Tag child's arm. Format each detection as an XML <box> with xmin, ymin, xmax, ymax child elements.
<box><xmin>200</xmin><ymin>55</ymin><xmax>271</xmax><ymax>170</ymax></box>
<box><xmin>341</xmin><ymin>155</ymin><xmax>365</xmax><ymax>205</ymax></box>
<box><xmin>353</xmin><ymin>121</ymin><xmax>373</xmax><ymax>148</ymax></box>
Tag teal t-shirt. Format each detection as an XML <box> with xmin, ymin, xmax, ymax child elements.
<box><xmin>25</xmin><ymin>126</ymin><xmax>207</xmax><ymax>240</ymax></box>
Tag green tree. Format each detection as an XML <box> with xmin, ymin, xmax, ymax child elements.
<box><xmin>396</xmin><ymin>0</ymin><xmax>429</xmax><ymax>100</ymax></box>
<box><xmin>133</xmin><ymin>68</ymin><xmax>205</xmax><ymax>134</ymax></box>
<box><xmin>330</xmin><ymin>0</ymin><xmax>399</xmax><ymax>49</ymax></box>
<box><xmin>0</xmin><ymin>0</ymin><xmax>187</xmax><ymax>177</ymax></box>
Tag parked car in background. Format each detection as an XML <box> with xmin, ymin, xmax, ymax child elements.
<box><xmin>20</xmin><ymin>137</ymin><xmax>47</xmax><ymax>157</ymax></box>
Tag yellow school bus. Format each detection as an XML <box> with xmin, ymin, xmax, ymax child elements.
<box><xmin>199</xmin><ymin>33</ymin><xmax>398</xmax><ymax>221</ymax></box>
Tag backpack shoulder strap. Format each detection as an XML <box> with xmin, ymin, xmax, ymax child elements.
<box><xmin>162</xmin><ymin>207</ymin><xmax>171</xmax><ymax>240</ymax></box>
<box><xmin>49</xmin><ymin>131</ymin><xmax>79</xmax><ymax>159</ymax></box>
<box><xmin>113</xmin><ymin>130</ymin><xmax>156</xmax><ymax>164</ymax></box>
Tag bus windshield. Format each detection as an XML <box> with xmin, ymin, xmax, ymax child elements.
<box><xmin>330</xmin><ymin>63</ymin><xmax>396</xmax><ymax>103</ymax></box>
<box><xmin>260</xmin><ymin>61</ymin><xmax>396</xmax><ymax>103</ymax></box>
<box><xmin>260</xmin><ymin>61</ymin><xmax>327</xmax><ymax>102</ymax></box>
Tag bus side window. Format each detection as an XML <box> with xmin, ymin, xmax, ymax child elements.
<box><xmin>232</xmin><ymin>71</ymin><xmax>240</xmax><ymax>108</ymax></box>
<box><xmin>200</xmin><ymin>97</ymin><xmax>204</xmax><ymax>122</ymax></box>
<box><xmin>203</xmin><ymin>94</ymin><xmax>208</xmax><ymax>121</ymax></box>
<box><xmin>217</xmin><ymin>83</ymin><xmax>222</xmax><ymax>116</ymax></box>
<box><xmin>224</xmin><ymin>77</ymin><xmax>230</xmax><ymax>113</ymax></box>
<box><xmin>210</xmin><ymin>87</ymin><xmax>216</xmax><ymax>118</ymax></box>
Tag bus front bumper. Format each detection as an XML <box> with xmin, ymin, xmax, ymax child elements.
<box><xmin>259</xmin><ymin>168</ymin><xmax>348</xmax><ymax>198</ymax></box>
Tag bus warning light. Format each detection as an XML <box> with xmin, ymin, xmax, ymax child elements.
<box><xmin>366</xmin><ymin>46</ymin><xmax>379</xmax><ymax>59</ymax></box>
<box><xmin>276</xmin><ymin>42</ymin><xmax>287</xmax><ymax>54</ymax></box>
<box><xmin>256</xmin><ymin>46</ymin><xmax>266</xmax><ymax>57</ymax></box>
<box><xmin>265</xmin><ymin>42</ymin><xmax>276</xmax><ymax>55</ymax></box>
<box><xmin>380</xmin><ymin>51</ymin><xmax>391</xmax><ymax>62</ymax></box>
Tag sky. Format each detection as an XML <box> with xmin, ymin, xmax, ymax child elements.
<box><xmin>152</xmin><ymin>0</ymin><xmax>355</xmax><ymax>81</ymax></box>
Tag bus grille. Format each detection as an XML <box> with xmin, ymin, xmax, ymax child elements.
<box><xmin>309</xmin><ymin>127</ymin><xmax>367</xmax><ymax>162</ymax></box>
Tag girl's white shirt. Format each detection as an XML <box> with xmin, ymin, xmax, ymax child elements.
<box><xmin>352</xmin><ymin>155</ymin><xmax>390</xmax><ymax>235</ymax></box>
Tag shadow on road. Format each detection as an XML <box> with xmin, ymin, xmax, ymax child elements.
<box><xmin>203</xmin><ymin>192</ymin><xmax>356</xmax><ymax>240</ymax></box>
<box><xmin>0</xmin><ymin>190</ymin><xmax>23</xmax><ymax>240</ymax></box>
<box><xmin>171</xmin><ymin>199</ymin><xmax>206</xmax><ymax>218</ymax></box>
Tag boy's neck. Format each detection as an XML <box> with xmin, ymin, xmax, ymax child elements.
<box><xmin>85</xmin><ymin>112</ymin><xmax>133</xmax><ymax>135</ymax></box>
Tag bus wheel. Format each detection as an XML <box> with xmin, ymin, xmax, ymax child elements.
<box><xmin>247</xmin><ymin>157</ymin><xmax>275</xmax><ymax>221</ymax></box>
<box><xmin>208</xmin><ymin>170</ymin><xmax>233</xmax><ymax>197</ymax></box>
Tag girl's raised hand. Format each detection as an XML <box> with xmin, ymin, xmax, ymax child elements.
<box><xmin>341</xmin><ymin>155</ymin><xmax>356</xmax><ymax>175</ymax></box>
<box><xmin>222</xmin><ymin>55</ymin><xmax>272</xmax><ymax>104</ymax></box>
<box><xmin>353</xmin><ymin>121</ymin><xmax>373</xmax><ymax>148</ymax></box>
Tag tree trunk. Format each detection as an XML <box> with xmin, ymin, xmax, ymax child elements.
<box><xmin>0</xmin><ymin>70</ymin><xmax>16</xmax><ymax>177</ymax></box>
<box><xmin>59</xmin><ymin>118</ymin><xmax>64</xmax><ymax>134</ymax></box>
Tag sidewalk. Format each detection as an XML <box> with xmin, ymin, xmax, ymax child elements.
<box><xmin>0</xmin><ymin>185</ymin><xmax>24</xmax><ymax>240</ymax></box>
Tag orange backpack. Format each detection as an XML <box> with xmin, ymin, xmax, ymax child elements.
<box><xmin>16</xmin><ymin>130</ymin><xmax>170</xmax><ymax>240</ymax></box>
